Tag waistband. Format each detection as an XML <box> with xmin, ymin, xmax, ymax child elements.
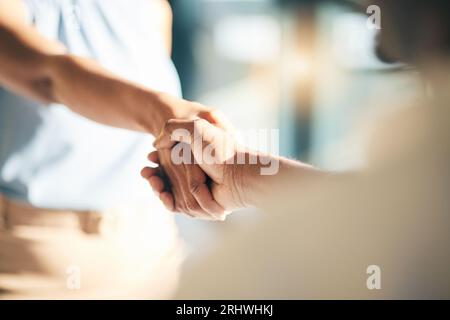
<box><xmin>0</xmin><ymin>193</ymin><xmax>104</xmax><ymax>234</ymax></box>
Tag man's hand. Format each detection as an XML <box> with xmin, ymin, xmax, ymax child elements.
<box><xmin>142</xmin><ymin>148</ymin><xmax>228</xmax><ymax>220</ymax></box>
<box><xmin>152</xmin><ymin>93</ymin><xmax>226</xmax><ymax>136</ymax></box>
<box><xmin>0</xmin><ymin>1</ymin><xmax>219</xmax><ymax>137</ymax></box>
<box><xmin>141</xmin><ymin>118</ymin><xmax>253</xmax><ymax>219</ymax></box>
<box><xmin>142</xmin><ymin>108</ymin><xmax>238</xmax><ymax>220</ymax></box>
<box><xmin>142</xmin><ymin>118</ymin><xmax>319</xmax><ymax>219</ymax></box>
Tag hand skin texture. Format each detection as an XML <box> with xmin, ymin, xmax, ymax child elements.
<box><xmin>142</xmin><ymin>119</ymin><xmax>319</xmax><ymax>220</ymax></box>
<box><xmin>0</xmin><ymin>0</ymin><xmax>213</xmax><ymax>137</ymax></box>
<box><xmin>141</xmin><ymin>115</ymin><xmax>238</xmax><ymax>221</ymax></box>
<box><xmin>0</xmin><ymin>0</ymin><xmax>231</xmax><ymax>217</ymax></box>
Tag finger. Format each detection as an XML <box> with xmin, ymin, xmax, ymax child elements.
<box><xmin>191</xmin><ymin>183</ymin><xmax>225</xmax><ymax>220</ymax></box>
<box><xmin>140</xmin><ymin>166</ymin><xmax>158</xmax><ymax>179</ymax></box>
<box><xmin>154</xmin><ymin>119</ymin><xmax>203</xmax><ymax>149</ymax></box>
<box><xmin>158</xmin><ymin>149</ymin><xmax>204</xmax><ymax>217</ymax></box>
<box><xmin>178</xmin><ymin>181</ymin><xmax>211</xmax><ymax>219</ymax></box>
<box><xmin>148</xmin><ymin>176</ymin><xmax>165</xmax><ymax>193</ymax></box>
<box><xmin>141</xmin><ymin>166</ymin><xmax>166</xmax><ymax>192</ymax></box>
<box><xmin>158</xmin><ymin>150</ymin><xmax>184</xmax><ymax>210</ymax></box>
<box><xmin>160</xmin><ymin>191</ymin><xmax>175</xmax><ymax>211</ymax></box>
<box><xmin>164</xmin><ymin>190</ymin><xmax>194</xmax><ymax>218</ymax></box>
<box><xmin>170</xmin><ymin>166</ymin><xmax>210</xmax><ymax>219</ymax></box>
<box><xmin>147</xmin><ymin>151</ymin><xmax>160</xmax><ymax>164</ymax></box>
<box><xmin>185</xmin><ymin>164</ymin><xmax>225</xmax><ymax>218</ymax></box>
<box><xmin>157</xmin><ymin>163</ymin><xmax>173</xmax><ymax>192</ymax></box>
<box><xmin>199</xmin><ymin>110</ymin><xmax>235</xmax><ymax>133</ymax></box>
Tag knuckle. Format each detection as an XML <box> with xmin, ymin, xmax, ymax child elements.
<box><xmin>163</xmin><ymin>119</ymin><xmax>177</xmax><ymax>133</ymax></box>
<box><xmin>186</xmin><ymin>198</ymin><xmax>200</xmax><ymax>212</ymax></box>
<box><xmin>177</xmin><ymin>204</ymin><xmax>188</xmax><ymax>215</ymax></box>
<box><xmin>195</xmin><ymin>118</ymin><xmax>209</xmax><ymax>127</ymax></box>
<box><xmin>193</xmin><ymin>118</ymin><xmax>207</xmax><ymax>131</ymax></box>
<box><xmin>174</xmin><ymin>196</ymin><xmax>187</xmax><ymax>212</ymax></box>
<box><xmin>189</xmin><ymin>180</ymin><xmax>202</xmax><ymax>195</ymax></box>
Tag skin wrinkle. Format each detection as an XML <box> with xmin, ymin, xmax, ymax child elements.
<box><xmin>1</xmin><ymin>0</ymin><xmax>233</xmax><ymax>222</ymax></box>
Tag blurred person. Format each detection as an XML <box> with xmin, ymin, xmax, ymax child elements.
<box><xmin>144</xmin><ymin>0</ymin><xmax>450</xmax><ymax>298</ymax></box>
<box><xmin>0</xmin><ymin>0</ymin><xmax>227</xmax><ymax>299</ymax></box>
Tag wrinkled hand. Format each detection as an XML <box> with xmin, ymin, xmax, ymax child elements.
<box><xmin>142</xmin><ymin>106</ymin><xmax>240</xmax><ymax>220</ymax></box>
<box><xmin>152</xmin><ymin>93</ymin><xmax>223</xmax><ymax>136</ymax></box>
<box><xmin>142</xmin><ymin>148</ymin><xmax>226</xmax><ymax>220</ymax></box>
<box><xmin>142</xmin><ymin>118</ymin><xmax>248</xmax><ymax>220</ymax></box>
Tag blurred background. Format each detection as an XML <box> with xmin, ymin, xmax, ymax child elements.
<box><xmin>168</xmin><ymin>0</ymin><xmax>421</xmax><ymax>263</ymax></box>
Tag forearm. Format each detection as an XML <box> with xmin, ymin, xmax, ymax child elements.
<box><xmin>0</xmin><ymin>5</ymin><xmax>175</xmax><ymax>136</ymax></box>
<box><xmin>47</xmin><ymin>54</ymin><xmax>171</xmax><ymax>135</ymax></box>
<box><xmin>235</xmin><ymin>152</ymin><xmax>323</xmax><ymax>208</ymax></box>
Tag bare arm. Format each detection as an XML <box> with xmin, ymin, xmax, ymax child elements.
<box><xmin>0</xmin><ymin>0</ymin><xmax>229</xmax><ymax>220</ymax></box>
<box><xmin>0</xmin><ymin>0</ymin><xmax>207</xmax><ymax>136</ymax></box>
<box><xmin>147</xmin><ymin>119</ymin><xmax>324</xmax><ymax>218</ymax></box>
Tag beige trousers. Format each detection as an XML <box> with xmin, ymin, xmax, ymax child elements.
<box><xmin>0</xmin><ymin>194</ymin><xmax>183</xmax><ymax>299</ymax></box>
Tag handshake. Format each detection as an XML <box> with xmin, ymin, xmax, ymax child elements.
<box><xmin>140</xmin><ymin>99</ymin><xmax>283</xmax><ymax>221</ymax></box>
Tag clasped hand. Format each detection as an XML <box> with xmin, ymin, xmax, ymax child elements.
<box><xmin>141</xmin><ymin>112</ymin><xmax>247</xmax><ymax>221</ymax></box>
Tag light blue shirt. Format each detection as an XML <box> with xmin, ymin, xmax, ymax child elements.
<box><xmin>0</xmin><ymin>0</ymin><xmax>181</xmax><ymax>210</ymax></box>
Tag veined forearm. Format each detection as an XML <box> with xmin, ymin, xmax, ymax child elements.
<box><xmin>47</xmin><ymin>54</ymin><xmax>170</xmax><ymax>135</ymax></box>
<box><xmin>0</xmin><ymin>7</ymin><xmax>173</xmax><ymax>137</ymax></box>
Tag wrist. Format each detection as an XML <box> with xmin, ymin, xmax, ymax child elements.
<box><xmin>138</xmin><ymin>91</ymin><xmax>212</xmax><ymax>137</ymax></box>
<box><xmin>135</xmin><ymin>90</ymin><xmax>174</xmax><ymax>136</ymax></box>
<box><xmin>229</xmin><ymin>151</ymin><xmax>265</xmax><ymax>209</ymax></box>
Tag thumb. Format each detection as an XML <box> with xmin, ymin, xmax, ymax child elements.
<box><xmin>199</xmin><ymin>110</ymin><xmax>235</xmax><ymax>133</ymax></box>
<box><xmin>153</xmin><ymin>119</ymin><xmax>197</xmax><ymax>149</ymax></box>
